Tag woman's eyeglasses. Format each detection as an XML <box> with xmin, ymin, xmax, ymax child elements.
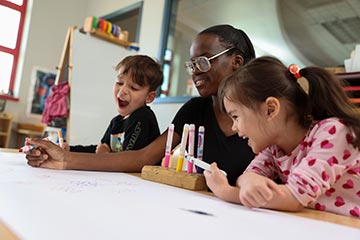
<box><xmin>184</xmin><ymin>47</ymin><xmax>233</xmax><ymax>75</ymax></box>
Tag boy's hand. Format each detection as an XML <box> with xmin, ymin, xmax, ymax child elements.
<box><xmin>95</xmin><ymin>143</ymin><xmax>111</xmax><ymax>154</ymax></box>
<box><xmin>60</xmin><ymin>142</ymin><xmax>70</xmax><ymax>151</ymax></box>
<box><xmin>237</xmin><ymin>172</ymin><xmax>283</xmax><ymax>208</ymax></box>
<box><xmin>25</xmin><ymin>138</ymin><xmax>67</xmax><ymax>170</ymax></box>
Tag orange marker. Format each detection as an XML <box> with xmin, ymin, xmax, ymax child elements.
<box><xmin>58</xmin><ymin>130</ymin><xmax>64</xmax><ymax>148</ymax></box>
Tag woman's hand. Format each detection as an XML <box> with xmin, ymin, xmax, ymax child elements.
<box><xmin>25</xmin><ymin>138</ymin><xmax>67</xmax><ymax>170</ymax></box>
<box><xmin>204</xmin><ymin>163</ymin><xmax>241</xmax><ymax>203</ymax></box>
<box><xmin>237</xmin><ymin>172</ymin><xmax>283</xmax><ymax>208</ymax></box>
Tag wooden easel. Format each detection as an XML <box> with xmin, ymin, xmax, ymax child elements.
<box><xmin>55</xmin><ymin>26</ymin><xmax>77</xmax><ymax>85</ymax></box>
<box><xmin>44</xmin><ymin>26</ymin><xmax>77</xmax><ymax>141</ymax></box>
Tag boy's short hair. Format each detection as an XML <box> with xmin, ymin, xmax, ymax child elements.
<box><xmin>115</xmin><ymin>55</ymin><xmax>163</xmax><ymax>91</ymax></box>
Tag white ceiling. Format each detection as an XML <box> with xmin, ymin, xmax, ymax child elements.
<box><xmin>176</xmin><ymin>0</ymin><xmax>360</xmax><ymax>67</ymax></box>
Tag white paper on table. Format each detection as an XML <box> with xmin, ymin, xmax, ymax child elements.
<box><xmin>0</xmin><ymin>152</ymin><xmax>359</xmax><ymax>240</ymax></box>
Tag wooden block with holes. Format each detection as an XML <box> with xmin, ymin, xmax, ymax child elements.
<box><xmin>141</xmin><ymin>165</ymin><xmax>207</xmax><ymax>191</ymax></box>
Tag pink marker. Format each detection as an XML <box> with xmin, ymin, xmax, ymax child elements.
<box><xmin>19</xmin><ymin>144</ymin><xmax>35</xmax><ymax>153</ymax></box>
<box><xmin>163</xmin><ymin>124</ymin><xmax>174</xmax><ymax>168</ymax></box>
<box><xmin>18</xmin><ymin>137</ymin><xmax>50</xmax><ymax>153</ymax></box>
<box><xmin>187</xmin><ymin>124</ymin><xmax>195</xmax><ymax>173</ymax></box>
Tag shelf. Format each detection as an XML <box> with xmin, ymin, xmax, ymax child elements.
<box><xmin>343</xmin><ymin>86</ymin><xmax>360</xmax><ymax>91</ymax></box>
<box><xmin>336</xmin><ymin>72</ymin><xmax>360</xmax><ymax>80</ymax></box>
<box><xmin>350</xmin><ymin>98</ymin><xmax>360</xmax><ymax>103</ymax></box>
<box><xmin>87</xmin><ymin>29</ymin><xmax>131</xmax><ymax>48</ymax></box>
<box><xmin>336</xmin><ymin>72</ymin><xmax>360</xmax><ymax>107</ymax></box>
<box><xmin>0</xmin><ymin>113</ymin><xmax>13</xmax><ymax>148</ymax></box>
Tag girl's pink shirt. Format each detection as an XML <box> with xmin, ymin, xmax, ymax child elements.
<box><xmin>246</xmin><ymin>117</ymin><xmax>360</xmax><ymax>218</ymax></box>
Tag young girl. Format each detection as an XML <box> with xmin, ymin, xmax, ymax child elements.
<box><xmin>204</xmin><ymin>56</ymin><xmax>360</xmax><ymax>218</ymax></box>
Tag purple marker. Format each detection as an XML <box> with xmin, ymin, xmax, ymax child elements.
<box><xmin>196</xmin><ymin>126</ymin><xmax>205</xmax><ymax>173</ymax></box>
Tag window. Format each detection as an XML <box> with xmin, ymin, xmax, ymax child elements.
<box><xmin>0</xmin><ymin>0</ymin><xmax>28</xmax><ymax>99</ymax></box>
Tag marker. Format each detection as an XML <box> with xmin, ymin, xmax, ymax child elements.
<box><xmin>163</xmin><ymin>124</ymin><xmax>174</xmax><ymax>168</ymax></box>
<box><xmin>196</xmin><ymin>126</ymin><xmax>205</xmax><ymax>173</ymax></box>
<box><xmin>187</xmin><ymin>124</ymin><xmax>195</xmax><ymax>173</ymax></box>
<box><xmin>18</xmin><ymin>137</ymin><xmax>50</xmax><ymax>153</ymax></box>
<box><xmin>19</xmin><ymin>144</ymin><xmax>35</xmax><ymax>153</ymax></box>
<box><xmin>176</xmin><ymin>124</ymin><xmax>189</xmax><ymax>172</ymax></box>
<box><xmin>58</xmin><ymin>130</ymin><xmax>64</xmax><ymax>148</ymax></box>
<box><xmin>185</xmin><ymin>156</ymin><xmax>227</xmax><ymax>176</ymax></box>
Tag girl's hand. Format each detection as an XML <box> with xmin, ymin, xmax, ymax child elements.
<box><xmin>95</xmin><ymin>143</ymin><xmax>111</xmax><ymax>154</ymax></box>
<box><xmin>237</xmin><ymin>172</ymin><xmax>283</xmax><ymax>208</ymax></box>
<box><xmin>204</xmin><ymin>163</ymin><xmax>240</xmax><ymax>202</ymax></box>
<box><xmin>25</xmin><ymin>138</ymin><xmax>67</xmax><ymax>170</ymax></box>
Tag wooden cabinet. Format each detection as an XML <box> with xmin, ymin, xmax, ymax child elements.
<box><xmin>0</xmin><ymin>113</ymin><xmax>13</xmax><ymax>148</ymax></box>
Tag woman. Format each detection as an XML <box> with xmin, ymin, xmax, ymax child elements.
<box><xmin>26</xmin><ymin>24</ymin><xmax>256</xmax><ymax>186</ymax></box>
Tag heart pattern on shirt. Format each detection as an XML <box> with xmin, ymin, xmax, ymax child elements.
<box><xmin>321</xmin><ymin>140</ymin><xmax>334</xmax><ymax>149</ymax></box>
<box><xmin>346</xmin><ymin>134</ymin><xmax>353</xmax><ymax>144</ymax></box>
<box><xmin>315</xmin><ymin>203</ymin><xmax>326</xmax><ymax>211</ymax></box>
<box><xmin>321</xmin><ymin>171</ymin><xmax>329</xmax><ymax>181</ymax></box>
<box><xmin>327</xmin><ymin>156</ymin><xmax>339</xmax><ymax>166</ymax></box>
<box><xmin>300</xmin><ymin>141</ymin><xmax>307</xmax><ymax>151</ymax></box>
<box><xmin>283</xmin><ymin>170</ymin><xmax>290</xmax><ymax>176</ymax></box>
<box><xmin>325</xmin><ymin>188</ymin><xmax>335</xmax><ymax>197</ymax></box>
<box><xmin>334</xmin><ymin>196</ymin><xmax>345</xmax><ymax>207</ymax></box>
<box><xmin>350</xmin><ymin>207</ymin><xmax>360</xmax><ymax>217</ymax></box>
<box><xmin>342</xmin><ymin>149</ymin><xmax>351</xmax><ymax>160</ymax></box>
<box><xmin>308</xmin><ymin>158</ymin><xmax>316</xmax><ymax>166</ymax></box>
<box><xmin>292</xmin><ymin>157</ymin><xmax>298</xmax><ymax>165</ymax></box>
<box><xmin>328</xmin><ymin>126</ymin><xmax>336</xmax><ymax>134</ymax></box>
<box><xmin>342</xmin><ymin>179</ymin><xmax>354</xmax><ymax>189</ymax></box>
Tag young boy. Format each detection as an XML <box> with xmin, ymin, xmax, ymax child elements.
<box><xmin>67</xmin><ymin>55</ymin><xmax>163</xmax><ymax>153</ymax></box>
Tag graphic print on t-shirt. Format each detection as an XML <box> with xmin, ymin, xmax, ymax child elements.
<box><xmin>110</xmin><ymin>132</ymin><xmax>125</xmax><ymax>152</ymax></box>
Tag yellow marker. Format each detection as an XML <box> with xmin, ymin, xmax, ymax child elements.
<box><xmin>176</xmin><ymin>124</ymin><xmax>189</xmax><ymax>172</ymax></box>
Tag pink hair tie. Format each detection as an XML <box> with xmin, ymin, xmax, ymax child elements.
<box><xmin>289</xmin><ymin>64</ymin><xmax>301</xmax><ymax>79</ymax></box>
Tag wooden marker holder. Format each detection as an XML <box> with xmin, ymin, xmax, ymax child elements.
<box><xmin>141</xmin><ymin>166</ymin><xmax>207</xmax><ymax>191</ymax></box>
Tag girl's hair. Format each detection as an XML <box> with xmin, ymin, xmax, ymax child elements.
<box><xmin>219</xmin><ymin>56</ymin><xmax>360</xmax><ymax>148</ymax></box>
<box><xmin>199</xmin><ymin>24</ymin><xmax>256</xmax><ymax>64</ymax></box>
<box><xmin>115</xmin><ymin>55</ymin><xmax>163</xmax><ymax>91</ymax></box>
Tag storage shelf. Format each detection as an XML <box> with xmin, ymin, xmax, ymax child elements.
<box><xmin>88</xmin><ymin>29</ymin><xmax>131</xmax><ymax>48</ymax></box>
<box><xmin>0</xmin><ymin>113</ymin><xmax>13</xmax><ymax>148</ymax></box>
<box><xmin>336</xmin><ymin>72</ymin><xmax>360</xmax><ymax>107</ymax></box>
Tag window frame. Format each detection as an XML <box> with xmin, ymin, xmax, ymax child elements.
<box><xmin>0</xmin><ymin>0</ymin><xmax>28</xmax><ymax>101</ymax></box>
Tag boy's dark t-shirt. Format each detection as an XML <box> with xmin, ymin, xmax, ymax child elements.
<box><xmin>172</xmin><ymin>97</ymin><xmax>255</xmax><ymax>186</ymax></box>
<box><xmin>70</xmin><ymin>106</ymin><xmax>160</xmax><ymax>154</ymax></box>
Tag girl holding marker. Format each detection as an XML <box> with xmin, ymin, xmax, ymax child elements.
<box><xmin>204</xmin><ymin>56</ymin><xmax>360</xmax><ymax>217</ymax></box>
